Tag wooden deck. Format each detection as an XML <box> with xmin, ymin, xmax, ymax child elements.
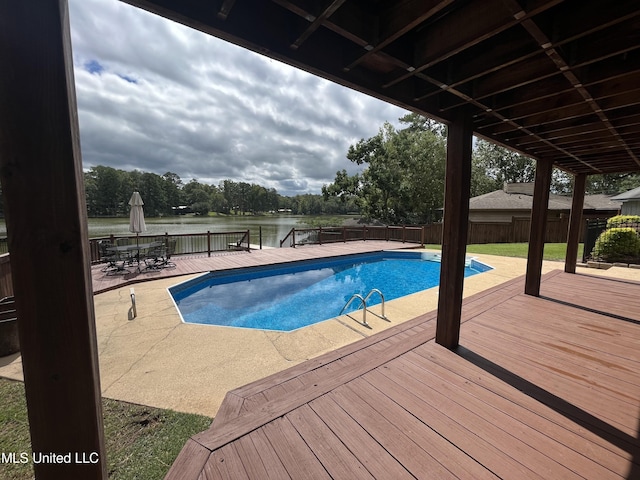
<box><xmin>167</xmin><ymin>270</ymin><xmax>640</xmax><ymax>479</ymax></box>
<box><xmin>91</xmin><ymin>241</ymin><xmax>413</xmax><ymax>294</ymax></box>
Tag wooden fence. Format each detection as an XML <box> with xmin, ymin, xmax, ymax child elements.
<box><xmin>422</xmin><ymin>216</ymin><xmax>571</xmax><ymax>245</ymax></box>
<box><xmin>280</xmin><ymin>217</ymin><xmax>572</xmax><ymax>248</ymax></box>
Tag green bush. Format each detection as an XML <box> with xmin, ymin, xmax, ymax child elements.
<box><xmin>592</xmin><ymin>227</ymin><xmax>640</xmax><ymax>262</ymax></box>
<box><xmin>606</xmin><ymin>215</ymin><xmax>640</xmax><ymax>228</ymax></box>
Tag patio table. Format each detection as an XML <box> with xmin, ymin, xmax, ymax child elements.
<box><xmin>108</xmin><ymin>241</ymin><xmax>163</xmax><ymax>271</ymax></box>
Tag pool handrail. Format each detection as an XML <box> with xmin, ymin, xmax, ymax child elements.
<box><xmin>339</xmin><ymin>288</ymin><xmax>391</xmax><ymax>328</ymax></box>
<box><xmin>340</xmin><ymin>293</ymin><xmax>368</xmax><ymax>328</ymax></box>
<box><xmin>363</xmin><ymin>288</ymin><xmax>390</xmax><ymax>322</ymax></box>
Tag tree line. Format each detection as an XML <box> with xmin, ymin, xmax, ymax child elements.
<box><xmin>83</xmin><ymin>166</ymin><xmax>355</xmax><ymax>217</ymax></box>
<box><xmin>5</xmin><ymin>111</ymin><xmax>634</xmax><ymax>223</ymax></box>
<box><xmin>322</xmin><ymin>113</ymin><xmax>640</xmax><ymax>224</ymax></box>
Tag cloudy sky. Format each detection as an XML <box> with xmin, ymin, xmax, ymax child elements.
<box><xmin>68</xmin><ymin>0</ymin><xmax>409</xmax><ymax>196</ymax></box>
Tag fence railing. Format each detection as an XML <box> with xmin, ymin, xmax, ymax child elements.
<box><xmin>279</xmin><ymin>216</ymin><xmax>590</xmax><ymax>248</ymax></box>
<box><xmin>279</xmin><ymin>225</ymin><xmax>425</xmax><ymax>247</ymax></box>
<box><xmin>0</xmin><ymin>254</ymin><xmax>13</xmax><ymax>298</ymax></box>
<box><xmin>88</xmin><ymin>230</ymin><xmax>250</xmax><ymax>263</ymax></box>
<box><xmin>583</xmin><ymin>219</ymin><xmax>608</xmax><ymax>262</ymax></box>
<box><xmin>583</xmin><ymin>218</ymin><xmax>640</xmax><ymax>263</ymax></box>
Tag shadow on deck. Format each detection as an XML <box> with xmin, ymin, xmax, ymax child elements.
<box><xmin>168</xmin><ymin>270</ymin><xmax>640</xmax><ymax>479</ymax></box>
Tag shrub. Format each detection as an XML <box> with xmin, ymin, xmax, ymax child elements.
<box><xmin>592</xmin><ymin>227</ymin><xmax>640</xmax><ymax>262</ymax></box>
<box><xmin>606</xmin><ymin>215</ymin><xmax>640</xmax><ymax>228</ymax></box>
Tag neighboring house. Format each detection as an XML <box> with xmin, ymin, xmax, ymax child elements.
<box><xmin>611</xmin><ymin>186</ymin><xmax>640</xmax><ymax>215</ymax></box>
<box><xmin>469</xmin><ymin>183</ymin><xmax>621</xmax><ymax>223</ymax></box>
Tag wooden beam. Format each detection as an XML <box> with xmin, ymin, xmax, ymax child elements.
<box><xmin>565</xmin><ymin>174</ymin><xmax>587</xmax><ymax>273</ymax></box>
<box><xmin>0</xmin><ymin>1</ymin><xmax>106</xmax><ymax>478</ymax></box>
<box><xmin>290</xmin><ymin>0</ymin><xmax>346</xmax><ymax>50</ymax></box>
<box><xmin>345</xmin><ymin>0</ymin><xmax>454</xmax><ymax>71</ymax></box>
<box><xmin>525</xmin><ymin>159</ymin><xmax>553</xmax><ymax>296</ymax></box>
<box><xmin>217</xmin><ymin>0</ymin><xmax>237</xmax><ymax>20</ymax></box>
<box><xmin>436</xmin><ymin>110</ymin><xmax>473</xmax><ymax>349</ymax></box>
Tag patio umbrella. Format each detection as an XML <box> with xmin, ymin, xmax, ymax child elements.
<box><xmin>128</xmin><ymin>191</ymin><xmax>146</xmax><ymax>246</ymax></box>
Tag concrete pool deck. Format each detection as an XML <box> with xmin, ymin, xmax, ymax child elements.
<box><xmin>1</xmin><ymin>248</ymin><xmax>639</xmax><ymax>418</ymax></box>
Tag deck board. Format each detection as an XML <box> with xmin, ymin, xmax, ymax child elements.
<box><xmin>330</xmin><ymin>382</ymin><xmax>464</xmax><ymax>479</ymax></box>
<box><xmin>390</xmin><ymin>353</ymin><xmax>621</xmax><ymax>480</ymax></box>
<box><xmin>168</xmin><ymin>271</ymin><xmax>640</xmax><ymax>479</ymax></box>
<box><xmin>308</xmin><ymin>395</ymin><xmax>415</xmax><ymax>480</ymax></box>
<box><xmin>405</xmin><ymin>348</ymin><xmax>632</xmax><ymax>477</ymax></box>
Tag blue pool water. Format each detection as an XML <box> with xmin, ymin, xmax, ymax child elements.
<box><xmin>169</xmin><ymin>251</ymin><xmax>492</xmax><ymax>331</ymax></box>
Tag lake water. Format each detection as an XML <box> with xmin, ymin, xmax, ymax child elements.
<box><xmin>0</xmin><ymin>215</ymin><xmax>354</xmax><ymax>249</ymax></box>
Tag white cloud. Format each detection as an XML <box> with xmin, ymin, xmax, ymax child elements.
<box><xmin>69</xmin><ymin>0</ymin><xmax>408</xmax><ymax>196</ymax></box>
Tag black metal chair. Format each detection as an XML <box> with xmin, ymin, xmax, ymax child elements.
<box><xmin>99</xmin><ymin>240</ymin><xmax>130</xmax><ymax>275</ymax></box>
<box><xmin>143</xmin><ymin>239</ymin><xmax>177</xmax><ymax>270</ymax></box>
<box><xmin>98</xmin><ymin>240</ymin><xmax>117</xmax><ymax>273</ymax></box>
<box><xmin>142</xmin><ymin>242</ymin><xmax>167</xmax><ymax>270</ymax></box>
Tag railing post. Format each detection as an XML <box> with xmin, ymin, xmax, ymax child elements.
<box><xmin>207</xmin><ymin>231</ymin><xmax>211</xmax><ymax>257</ymax></box>
<box><xmin>319</xmin><ymin>225</ymin><xmax>322</xmax><ymax>245</ymax></box>
<box><xmin>421</xmin><ymin>225</ymin><xmax>425</xmax><ymax>246</ymax></box>
<box><xmin>402</xmin><ymin>224</ymin><xmax>406</xmax><ymax>243</ymax></box>
<box><xmin>259</xmin><ymin>226</ymin><xmax>262</xmax><ymax>250</ymax></box>
<box><xmin>292</xmin><ymin>229</ymin><xmax>296</xmax><ymax>248</ymax></box>
<box><xmin>343</xmin><ymin>226</ymin><xmax>346</xmax><ymax>243</ymax></box>
<box><xmin>363</xmin><ymin>225</ymin><xmax>366</xmax><ymax>241</ymax></box>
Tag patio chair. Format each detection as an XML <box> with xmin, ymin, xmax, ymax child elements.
<box><xmin>99</xmin><ymin>240</ymin><xmax>130</xmax><ymax>275</ymax></box>
<box><xmin>98</xmin><ymin>240</ymin><xmax>118</xmax><ymax>273</ymax></box>
<box><xmin>165</xmin><ymin>238</ymin><xmax>177</xmax><ymax>268</ymax></box>
<box><xmin>142</xmin><ymin>242</ymin><xmax>167</xmax><ymax>270</ymax></box>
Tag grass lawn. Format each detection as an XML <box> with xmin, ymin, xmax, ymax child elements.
<box><xmin>0</xmin><ymin>378</ymin><xmax>212</xmax><ymax>480</ymax></box>
<box><xmin>423</xmin><ymin>242</ymin><xmax>584</xmax><ymax>262</ymax></box>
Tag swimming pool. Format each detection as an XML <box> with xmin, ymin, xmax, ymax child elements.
<box><xmin>169</xmin><ymin>251</ymin><xmax>492</xmax><ymax>331</ymax></box>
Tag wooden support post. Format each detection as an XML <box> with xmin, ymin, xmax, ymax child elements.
<box><xmin>525</xmin><ymin>159</ymin><xmax>553</xmax><ymax>296</ymax></box>
<box><xmin>565</xmin><ymin>174</ymin><xmax>586</xmax><ymax>273</ymax></box>
<box><xmin>0</xmin><ymin>2</ymin><xmax>107</xmax><ymax>478</ymax></box>
<box><xmin>436</xmin><ymin>110</ymin><xmax>473</xmax><ymax>349</ymax></box>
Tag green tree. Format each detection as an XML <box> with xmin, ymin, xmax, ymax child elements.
<box><xmin>86</xmin><ymin>165</ymin><xmax>127</xmax><ymax>216</ymax></box>
<box><xmin>587</xmin><ymin>173</ymin><xmax>640</xmax><ymax>194</ymax></box>
<box><xmin>162</xmin><ymin>172</ymin><xmax>184</xmax><ymax>211</ymax></box>
<box><xmin>473</xmin><ymin>139</ymin><xmax>536</xmax><ymax>190</ymax></box>
<box><xmin>394</xmin><ymin>126</ymin><xmax>446</xmax><ymax>223</ymax></box>
<box><xmin>324</xmin><ymin>117</ymin><xmax>447</xmax><ymax>224</ymax></box>
<box><xmin>137</xmin><ymin>172</ymin><xmax>167</xmax><ymax>217</ymax></box>
<box><xmin>221</xmin><ymin>180</ymin><xmax>239</xmax><ymax>214</ymax></box>
<box><xmin>183</xmin><ymin>179</ymin><xmax>211</xmax><ymax>214</ymax></box>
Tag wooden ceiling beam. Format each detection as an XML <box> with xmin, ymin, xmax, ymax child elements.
<box><xmin>384</xmin><ymin>0</ymin><xmax>520</xmax><ymax>88</ymax></box>
<box><xmin>271</xmin><ymin>0</ymin><xmax>371</xmax><ymax>48</ymax></box>
<box><xmin>510</xmin><ymin>124</ymin><xmax>610</xmax><ymax>146</ymax></box>
<box><xmin>506</xmin><ymin>6</ymin><xmax>640</xmax><ymax>168</ymax></box>
<box><xmin>290</xmin><ymin>0</ymin><xmax>346</xmax><ymax>50</ymax></box>
<box><xmin>541</xmin><ymin>0</ymin><xmax>640</xmax><ymax>46</ymax></box>
<box><xmin>344</xmin><ymin>0</ymin><xmax>454</xmax><ymax>71</ymax></box>
<box><xmin>413</xmin><ymin>0</ymin><xmax>635</xmax><ymax>103</ymax></box>
<box><xmin>217</xmin><ymin>0</ymin><xmax>237</xmax><ymax>19</ymax></box>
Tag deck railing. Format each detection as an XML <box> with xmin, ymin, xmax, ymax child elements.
<box><xmin>0</xmin><ymin>254</ymin><xmax>13</xmax><ymax>298</ymax></box>
<box><xmin>279</xmin><ymin>225</ymin><xmax>425</xmax><ymax>248</ymax></box>
<box><xmin>88</xmin><ymin>230</ymin><xmax>250</xmax><ymax>264</ymax></box>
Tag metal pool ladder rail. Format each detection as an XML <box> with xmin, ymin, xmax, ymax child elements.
<box><xmin>339</xmin><ymin>289</ymin><xmax>390</xmax><ymax>328</ymax></box>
